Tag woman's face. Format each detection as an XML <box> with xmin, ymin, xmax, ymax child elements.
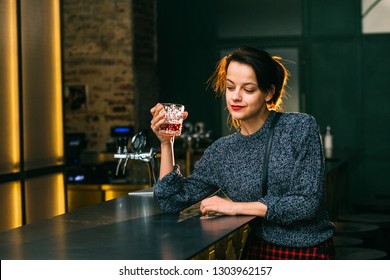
<box><xmin>225</xmin><ymin>61</ymin><xmax>272</xmax><ymax>123</ymax></box>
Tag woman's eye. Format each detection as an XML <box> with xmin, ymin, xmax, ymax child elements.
<box><xmin>227</xmin><ymin>86</ymin><xmax>235</xmax><ymax>91</ymax></box>
<box><xmin>244</xmin><ymin>88</ymin><xmax>255</xmax><ymax>93</ymax></box>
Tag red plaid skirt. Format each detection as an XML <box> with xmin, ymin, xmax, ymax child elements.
<box><xmin>242</xmin><ymin>236</ymin><xmax>335</xmax><ymax>260</ymax></box>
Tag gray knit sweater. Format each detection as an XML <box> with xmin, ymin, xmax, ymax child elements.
<box><xmin>154</xmin><ymin>111</ymin><xmax>335</xmax><ymax>247</ymax></box>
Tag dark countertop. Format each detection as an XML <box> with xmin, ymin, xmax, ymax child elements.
<box><xmin>325</xmin><ymin>148</ymin><xmax>361</xmax><ymax>174</ymax></box>
<box><xmin>0</xmin><ymin>189</ymin><xmax>256</xmax><ymax>260</ymax></box>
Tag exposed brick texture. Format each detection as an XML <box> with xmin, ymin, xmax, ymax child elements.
<box><xmin>62</xmin><ymin>0</ymin><xmax>158</xmax><ymax>152</ymax></box>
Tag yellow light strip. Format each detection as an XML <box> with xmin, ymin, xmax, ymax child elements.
<box><xmin>51</xmin><ymin>0</ymin><xmax>64</xmax><ymax>163</ymax></box>
<box><xmin>54</xmin><ymin>173</ymin><xmax>65</xmax><ymax>215</ymax></box>
<box><xmin>7</xmin><ymin>0</ymin><xmax>20</xmax><ymax>171</ymax></box>
<box><xmin>10</xmin><ymin>181</ymin><xmax>23</xmax><ymax>228</ymax></box>
<box><xmin>0</xmin><ymin>181</ymin><xmax>23</xmax><ymax>231</ymax></box>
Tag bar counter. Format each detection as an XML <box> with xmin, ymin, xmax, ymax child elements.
<box><xmin>0</xmin><ymin>189</ymin><xmax>255</xmax><ymax>260</ymax></box>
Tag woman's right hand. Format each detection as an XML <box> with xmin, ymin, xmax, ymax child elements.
<box><xmin>150</xmin><ymin>103</ymin><xmax>188</xmax><ymax>144</ymax></box>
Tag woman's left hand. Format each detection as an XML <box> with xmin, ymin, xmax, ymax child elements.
<box><xmin>200</xmin><ymin>196</ymin><xmax>268</xmax><ymax>217</ymax></box>
<box><xmin>200</xmin><ymin>196</ymin><xmax>237</xmax><ymax>216</ymax></box>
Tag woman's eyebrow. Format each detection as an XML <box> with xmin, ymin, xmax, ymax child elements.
<box><xmin>226</xmin><ymin>79</ymin><xmax>257</xmax><ymax>87</ymax></box>
<box><xmin>226</xmin><ymin>79</ymin><xmax>234</xmax><ymax>84</ymax></box>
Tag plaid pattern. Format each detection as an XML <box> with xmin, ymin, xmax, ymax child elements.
<box><xmin>242</xmin><ymin>237</ymin><xmax>335</xmax><ymax>260</ymax></box>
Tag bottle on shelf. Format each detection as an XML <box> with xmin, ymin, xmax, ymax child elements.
<box><xmin>324</xmin><ymin>125</ymin><xmax>333</xmax><ymax>159</ymax></box>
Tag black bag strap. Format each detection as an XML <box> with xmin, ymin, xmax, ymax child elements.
<box><xmin>261</xmin><ymin>112</ymin><xmax>281</xmax><ymax>196</ymax></box>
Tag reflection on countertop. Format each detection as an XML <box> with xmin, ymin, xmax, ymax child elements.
<box><xmin>0</xmin><ymin>189</ymin><xmax>255</xmax><ymax>260</ymax></box>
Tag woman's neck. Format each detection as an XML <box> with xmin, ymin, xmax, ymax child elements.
<box><xmin>240</xmin><ymin>110</ymin><xmax>271</xmax><ymax>135</ymax></box>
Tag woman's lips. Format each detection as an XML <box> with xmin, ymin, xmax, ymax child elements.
<box><xmin>230</xmin><ymin>105</ymin><xmax>243</xmax><ymax>111</ymax></box>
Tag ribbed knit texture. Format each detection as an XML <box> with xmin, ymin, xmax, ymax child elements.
<box><xmin>154</xmin><ymin>111</ymin><xmax>335</xmax><ymax>247</ymax></box>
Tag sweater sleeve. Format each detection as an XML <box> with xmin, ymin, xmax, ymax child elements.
<box><xmin>153</xmin><ymin>145</ymin><xmax>220</xmax><ymax>213</ymax></box>
<box><xmin>260</xmin><ymin>115</ymin><xmax>326</xmax><ymax>225</ymax></box>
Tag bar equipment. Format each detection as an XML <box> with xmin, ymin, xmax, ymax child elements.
<box><xmin>114</xmin><ymin>131</ymin><xmax>157</xmax><ymax>187</ymax></box>
<box><xmin>177</xmin><ymin>121</ymin><xmax>213</xmax><ymax>176</ymax></box>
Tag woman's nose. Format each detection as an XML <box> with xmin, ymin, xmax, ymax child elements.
<box><xmin>231</xmin><ymin>89</ymin><xmax>242</xmax><ymax>101</ymax></box>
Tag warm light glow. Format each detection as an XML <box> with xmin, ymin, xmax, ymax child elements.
<box><xmin>25</xmin><ymin>173</ymin><xmax>65</xmax><ymax>224</ymax></box>
<box><xmin>54</xmin><ymin>173</ymin><xmax>65</xmax><ymax>215</ymax></box>
<box><xmin>2</xmin><ymin>0</ymin><xmax>20</xmax><ymax>172</ymax></box>
<box><xmin>20</xmin><ymin>0</ymin><xmax>64</xmax><ymax>169</ymax></box>
<box><xmin>0</xmin><ymin>181</ymin><xmax>22</xmax><ymax>231</ymax></box>
<box><xmin>51</xmin><ymin>0</ymin><xmax>64</xmax><ymax>163</ymax></box>
<box><xmin>102</xmin><ymin>184</ymin><xmax>149</xmax><ymax>201</ymax></box>
<box><xmin>10</xmin><ymin>181</ymin><xmax>22</xmax><ymax>228</ymax></box>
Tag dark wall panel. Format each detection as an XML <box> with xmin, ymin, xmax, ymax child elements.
<box><xmin>361</xmin><ymin>39</ymin><xmax>390</xmax><ymax>195</ymax></box>
<box><xmin>307</xmin><ymin>42</ymin><xmax>361</xmax><ymax>151</ymax></box>
<box><xmin>157</xmin><ymin>0</ymin><xmax>220</xmax><ymax>137</ymax></box>
<box><xmin>308</xmin><ymin>0</ymin><xmax>360</xmax><ymax>36</ymax></box>
<box><xmin>362</xmin><ymin>40</ymin><xmax>390</xmax><ymax>157</ymax></box>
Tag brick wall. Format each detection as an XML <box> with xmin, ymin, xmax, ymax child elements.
<box><xmin>62</xmin><ymin>0</ymin><xmax>158</xmax><ymax>152</ymax></box>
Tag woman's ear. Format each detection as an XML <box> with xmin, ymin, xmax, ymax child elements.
<box><xmin>265</xmin><ymin>85</ymin><xmax>275</xmax><ymax>102</ymax></box>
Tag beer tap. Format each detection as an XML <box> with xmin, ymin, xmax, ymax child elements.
<box><xmin>114</xmin><ymin>131</ymin><xmax>157</xmax><ymax>187</ymax></box>
<box><xmin>115</xmin><ymin>137</ymin><xmax>129</xmax><ymax>175</ymax></box>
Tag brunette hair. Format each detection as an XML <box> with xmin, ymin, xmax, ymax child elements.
<box><xmin>208</xmin><ymin>46</ymin><xmax>289</xmax><ymax>114</ymax></box>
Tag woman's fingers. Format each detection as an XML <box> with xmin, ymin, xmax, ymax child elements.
<box><xmin>182</xmin><ymin>111</ymin><xmax>189</xmax><ymax>120</ymax></box>
<box><xmin>200</xmin><ymin>196</ymin><xmax>235</xmax><ymax>216</ymax></box>
<box><xmin>150</xmin><ymin>104</ymin><xmax>165</xmax><ymax>131</ymax></box>
<box><xmin>200</xmin><ymin>197</ymin><xmax>215</xmax><ymax>215</ymax></box>
<box><xmin>150</xmin><ymin>103</ymin><xmax>174</xmax><ymax>143</ymax></box>
<box><xmin>150</xmin><ymin>103</ymin><xmax>189</xmax><ymax>142</ymax></box>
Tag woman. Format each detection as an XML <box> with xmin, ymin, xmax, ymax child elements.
<box><xmin>150</xmin><ymin>46</ymin><xmax>335</xmax><ymax>260</ymax></box>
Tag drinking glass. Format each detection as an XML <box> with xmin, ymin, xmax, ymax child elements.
<box><xmin>159</xmin><ymin>103</ymin><xmax>185</xmax><ymax>136</ymax></box>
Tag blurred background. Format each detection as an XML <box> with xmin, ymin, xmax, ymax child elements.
<box><xmin>1</xmin><ymin>0</ymin><xmax>390</xmax><ymax>232</ymax></box>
